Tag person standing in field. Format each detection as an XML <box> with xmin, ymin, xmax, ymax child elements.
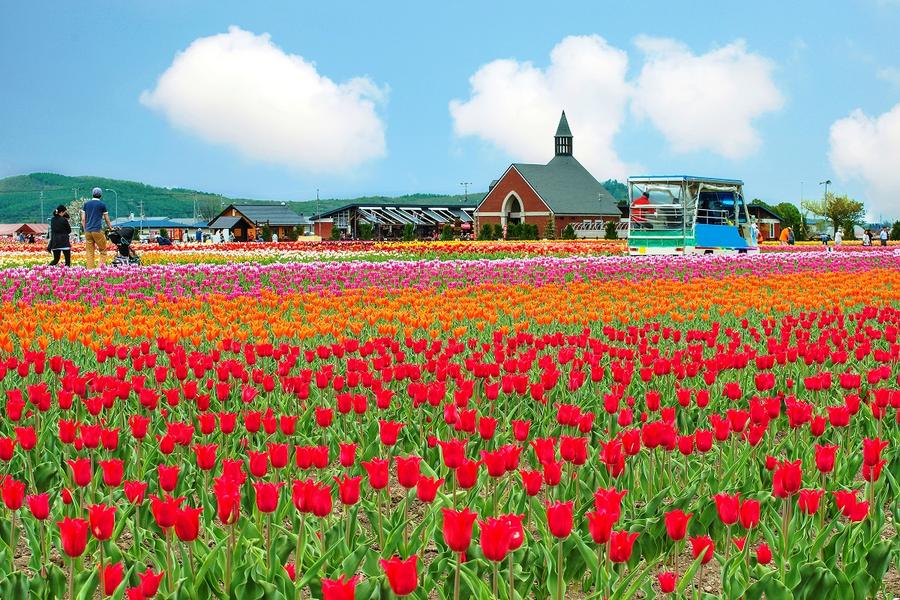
<box><xmin>834</xmin><ymin>228</ymin><xmax>842</xmax><ymax>246</ymax></box>
<box><xmin>779</xmin><ymin>226</ymin><xmax>791</xmax><ymax>246</ymax></box>
<box><xmin>82</xmin><ymin>188</ymin><xmax>112</xmax><ymax>268</ymax></box>
<box><xmin>880</xmin><ymin>227</ymin><xmax>888</xmax><ymax>246</ymax></box>
<box><xmin>48</xmin><ymin>205</ymin><xmax>72</xmax><ymax>266</ymax></box>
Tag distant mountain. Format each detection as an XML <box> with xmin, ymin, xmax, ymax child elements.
<box><xmin>0</xmin><ymin>172</ymin><xmax>627</xmax><ymax>223</ymax></box>
<box><xmin>0</xmin><ymin>173</ymin><xmax>485</xmax><ymax>223</ymax></box>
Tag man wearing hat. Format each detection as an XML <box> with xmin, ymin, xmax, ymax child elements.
<box><xmin>82</xmin><ymin>187</ymin><xmax>112</xmax><ymax>268</ymax></box>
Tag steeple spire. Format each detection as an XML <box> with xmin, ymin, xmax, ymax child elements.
<box><xmin>554</xmin><ymin>111</ymin><xmax>572</xmax><ymax>156</ymax></box>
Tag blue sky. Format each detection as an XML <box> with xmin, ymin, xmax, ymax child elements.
<box><xmin>2</xmin><ymin>1</ymin><xmax>899</xmax><ymax>217</ymax></box>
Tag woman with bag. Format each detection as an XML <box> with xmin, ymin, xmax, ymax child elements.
<box><xmin>48</xmin><ymin>204</ymin><xmax>72</xmax><ymax>266</ymax></box>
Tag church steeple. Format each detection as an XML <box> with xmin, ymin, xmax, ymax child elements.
<box><xmin>554</xmin><ymin>111</ymin><xmax>573</xmax><ymax>156</ymax></box>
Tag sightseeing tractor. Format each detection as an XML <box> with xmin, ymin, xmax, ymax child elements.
<box><xmin>626</xmin><ymin>175</ymin><xmax>758</xmax><ymax>256</ymax></box>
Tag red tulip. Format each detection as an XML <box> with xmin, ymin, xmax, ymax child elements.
<box><xmin>362</xmin><ymin>458</ymin><xmax>389</xmax><ymax>490</ymax></box>
<box><xmin>338</xmin><ymin>443</ymin><xmax>357</xmax><ymax>468</ymax></box>
<box><xmin>593</xmin><ymin>487</ymin><xmax>627</xmax><ymax>520</ymax></box>
<box><xmin>150</xmin><ymin>494</ymin><xmax>185</xmax><ymax>529</ymax></box>
<box><xmin>378</xmin><ymin>420</ymin><xmax>404</xmax><ymax>446</ymax></box>
<box><xmin>456</xmin><ymin>458</ymin><xmax>481</xmax><ymax>490</ymax></box>
<box><xmin>505</xmin><ymin>514</ymin><xmax>525</xmax><ymax>550</ymax></box>
<box><xmin>67</xmin><ymin>458</ymin><xmax>92</xmax><ymax>488</ymax></box>
<box><xmin>175</xmin><ymin>506</ymin><xmax>203</xmax><ymax>542</ymax></box>
<box><xmin>283</xmin><ymin>563</ymin><xmax>296</xmax><ymax>582</ymax></box>
<box><xmin>57</xmin><ymin>517</ymin><xmax>89</xmax><ymax>558</ymax></box>
<box><xmin>442</xmin><ymin>507</ymin><xmax>477</xmax><ymax>552</ymax></box>
<box><xmin>862</xmin><ymin>437</ymin><xmax>888</xmax><ymax>466</ymax></box>
<box><xmin>213</xmin><ymin>476</ymin><xmax>242</xmax><ymax>525</ymax></box>
<box><xmin>380</xmin><ymin>555</ymin><xmax>418</xmax><ymax>596</ymax></box>
<box><xmin>479</xmin><ymin>517</ymin><xmax>512</xmax><ymax>562</ymax></box>
<box><xmin>511</xmin><ymin>419</ymin><xmax>530</xmax><ymax>441</ymax></box>
<box><xmin>545</xmin><ymin>501</ymin><xmax>573</xmax><ymax>539</ymax></box>
<box><xmin>415</xmin><ymin>476</ymin><xmax>443</xmax><ymax>503</ymax></box>
<box><xmin>609</xmin><ymin>530</ymin><xmax>639</xmax><ymax>563</ymax></box>
<box><xmin>1</xmin><ymin>477</ymin><xmax>24</xmax><ymax>510</ymax></box>
<box><xmin>87</xmin><ymin>504</ymin><xmax>116</xmax><ymax>541</ymax></box>
<box><xmin>739</xmin><ymin>499</ymin><xmax>760</xmax><ymax>529</ymax></box>
<box><xmin>797</xmin><ymin>489</ymin><xmax>824</xmax><ymax>515</ymax></box>
<box><xmin>138</xmin><ymin>566</ymin><xmax>164</xmax><ymax>597</ymax></box>
<box><xmin>321</xmin><ymin>574</ymin><xmax>359</xmax><ymax>600</ymax></box>
<box><xmin>194</xmin><ymin>444</ymin><xmax>218</xmax><ymax>471</ymax></box>
<box><xmin>253</xmin><ymin>481</ymin><xmax>284</xmax><ymax>513</ymax></box>
<box><xmin>756</xmin><ymin>542</ymin><xmax>772</xmax><ymax>565</ymax></box>
<box><xmin>334</xmin><ymin>475</ymin><xmax>362</xmax><ymax>506</ymax></box>
<box><xmin>587</xmin><ymin>509</ymin><xmax>617</xmax><ymax>544</ymax></box>
<box><xmin>157</xmin><ymin>464</ymin><xmax>180</xmax><ymax>493</ymax></box>
<box><xmin>27</xmin><ymin>493</ymin><xmax>49</xmax><ymax>520</ymax></box>
<box><xmin>713</xmin><ymin>493</ymin><xmax>740</xmax><ymax>526</ymax></box>
<box><xmin>395</xmin><ymin>456</ymin><xmax>421</xmax><ymax>489</ymax></box>
<box><xmin>657</xmin><ymin>571</ymin><xmax>677</xmax><ymax>593</ymax></box>
<box><xmin>99</xmin><ymin>562</ymin><xmax>125</xmax><ymax>596</ymax></box>
<box><xmin>690</xmin><ymin>535</ymin><xmax>714</xmax><ymax>564</ymax></box>
<box><xmin>862</xmin><ymin>459</ymin><xmax>886</xmax><ymax>483</ymax></box>
<box><xmin>126</xmin><ymin>587</ymin><xmax>145</xmax><ymax>600</ymax></box>
<box><xmin>814</xmin><ymin>444</ymin><xmax>838</xmax><ymax>473</ymax></box>
<box><xmin>664</xmin><ymin>509</ymin><xmax>692</xmax><ymax>541</ymax></box>
<box><xmin>124</xmin><ymin>481</ymin><xmax>148</xmax><ymax>505</ymax></box>
<box><xmin>772</xmin><ymin>460</ymin><xmax>802</xmax><ymax>498</ymax></box>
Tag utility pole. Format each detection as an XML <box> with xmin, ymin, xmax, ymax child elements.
<box><xmin>39</xmin><ymin>191</ymin><xmax>44</xmax><ymax>224</ymax></box>
<box><xmin>316</xmin><ymin>188</ymin><xmax>320</xmax><ymax>237</ymax></box>
<box><xmin>460</xmin><ymin>182</ymin><xmax>472</xmax><ymax>203</ymax></box>
<box><xmin>105</xmin><ymin>189</ymin><xmax>119</xmax><ymax>222</ymax></box>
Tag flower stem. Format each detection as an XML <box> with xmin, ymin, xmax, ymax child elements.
<box><xmin>493</xmin><ymin>561</ymin><xmax>499</xmax><ymax>598</ymax></box>
<box><xmin>68</xmin><ymin>558</ymin><xmax>74</xmax><ymax>600</ymax></box>
<box><xmin>556</xmin><ymin>539</ymin><xmax>563</xmax><ymax>600</ymax></box>
<box><xmin>453</xmin><ymin>553</ymin><xmax>461</xmax><ymax>600</ymax></box>
<box><xmin>508</xmin><ymin>553</ymin><xmax>515</xmax><ymax>600</ymax></box>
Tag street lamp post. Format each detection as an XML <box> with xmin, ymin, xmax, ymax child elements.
<box><xmin>820</xmin><ymin>180</ymin><xmax>832</xmax><ymax>235</ymax></box>
<box><xmin>105</xmin><ymin>189</ymin><xmax>119</xmax><ymax>222</ymax></box>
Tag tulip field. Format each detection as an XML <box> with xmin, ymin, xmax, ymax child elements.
<box><xmin>0</xmin><ymin>242</ymin><xmax>897</xmax><ymax>599</ymax></box>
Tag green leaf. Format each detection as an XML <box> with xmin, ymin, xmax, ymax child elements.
<box><xmin>675</xmin><ymin>554</ymin><xmax>706</xmax><ymax>595</ymax></box>
<box><xmin>792</xmin><ymin>561</ymin><xmax>838</xmax><ymax>600</ymax></box>
<box><xmin>0</xmin><ymin>572</ymin><xmax>29</xmax><ymax>600</ymax></box>
<box><xmin>74</xmin><ymin>568</ymin><xmax>99</xmax><ymax>600</ymax></box>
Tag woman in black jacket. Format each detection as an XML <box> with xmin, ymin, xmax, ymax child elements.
<box><xmin>48</xmin><ymin>205</ymin><xmax>72</xmax><ymax>266</ymax></box>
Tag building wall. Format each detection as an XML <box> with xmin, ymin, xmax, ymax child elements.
<box><xmin>476</xmin><ymin>166</ymin><xmax>619</xmax><ymax>238</ymax></box>
<box><xmin>314</xmin><ymin>220</ymin><xmax>334</xmax><ymax>239</ymax></box>
<box><xmin>748</xmin><ymin>207</ymin><xmax>783</xmax><ymax>241</ymax></box>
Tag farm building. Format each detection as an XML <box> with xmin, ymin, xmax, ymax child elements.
<box><xmin>747</xmin><ymin>204</ymin><xmax>785</xmax><ymax>241</ymax></box>
<box><xmin>209</xmin><ymin>204</ymin><xmax>312</xmax><ymax>242</ymax></box>
<box><xmin>312</xmin><ymin>203</ymin><xmax>476</xmax><ymax>240</ymax></box>
<box><xmin>475</xmin><ymin>112</ymin><xmax>620</xmax><ymax>237</ymax></box>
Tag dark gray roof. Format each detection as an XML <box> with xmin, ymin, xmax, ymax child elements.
<box><xmin>555</xmin><ymin>111</ymin><xmax>572</xmax><ymax>138</ymax></box>
<box><xmin>113</xmin><ymin>217</ymin><xmax>202</xmax><ymax>229</ymax></box>
<box><xmin>512</xmin><ymin>155</ymin><xmax>619</xmax><ymax>216</ymax></box>
<box><xmin>208</xmin><ymin>216</ymin><xmax>243</xmax><ymax>229</ymax></box>
<box><xmin>231</xmin><ymin>204</ymin><xmax>309</xmax><ymax>226</ymax></box>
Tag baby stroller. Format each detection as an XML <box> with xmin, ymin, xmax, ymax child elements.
<box><xmin>107</xmin><ymin>227</ymin><xmax>141</xmax><ymax>266</ymax></box>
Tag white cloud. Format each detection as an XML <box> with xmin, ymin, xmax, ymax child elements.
<box><xmin>876</xmin><ymin>67</ymin><xmax>900</xmax><ymax>88</ymax></box>
<box><xmin>631</xmin><ymin>37</ymin><xmax>783</xmax><ymax>159</ymax></box>
<box><xmin>141</xmin><ymin>26</ymin><xmax>387</xmax><ymax>173</ymax></box>
<box><xmin>829</xmin><ymin>104</ymin><xmax>900</xmax><ymax>218</ymax></box>
<box><xmin>449</xmin><ymin>35</ymin><xmax>632</xmax><ymax>179</ymax></box>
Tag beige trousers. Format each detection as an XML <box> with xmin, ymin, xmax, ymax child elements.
<box><xmin>84</xmin><ymin>231</ymin><xmax>107</xmax><ymax>268</ymax></box>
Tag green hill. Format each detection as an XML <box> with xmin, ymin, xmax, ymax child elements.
<box><xmin>0</xmin><ymin>172</ymin><xmax>626</xmax><ymax>223</ymax></box>
<box><xmin>0</xmin><ymin>173</ymin><xmax>485</xmax><ymax>223</ymax></box>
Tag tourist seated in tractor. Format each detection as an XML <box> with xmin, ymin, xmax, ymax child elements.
<box><xmin>631</xmin><ymin>191</ymin><xmax>655</xmax><ymax>229</ymax></box>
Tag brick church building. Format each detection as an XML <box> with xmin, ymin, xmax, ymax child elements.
<box><xmin>475</xmin><ymin>112</ymin><xmax>620</xmax><ymax>237</ymax></box>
